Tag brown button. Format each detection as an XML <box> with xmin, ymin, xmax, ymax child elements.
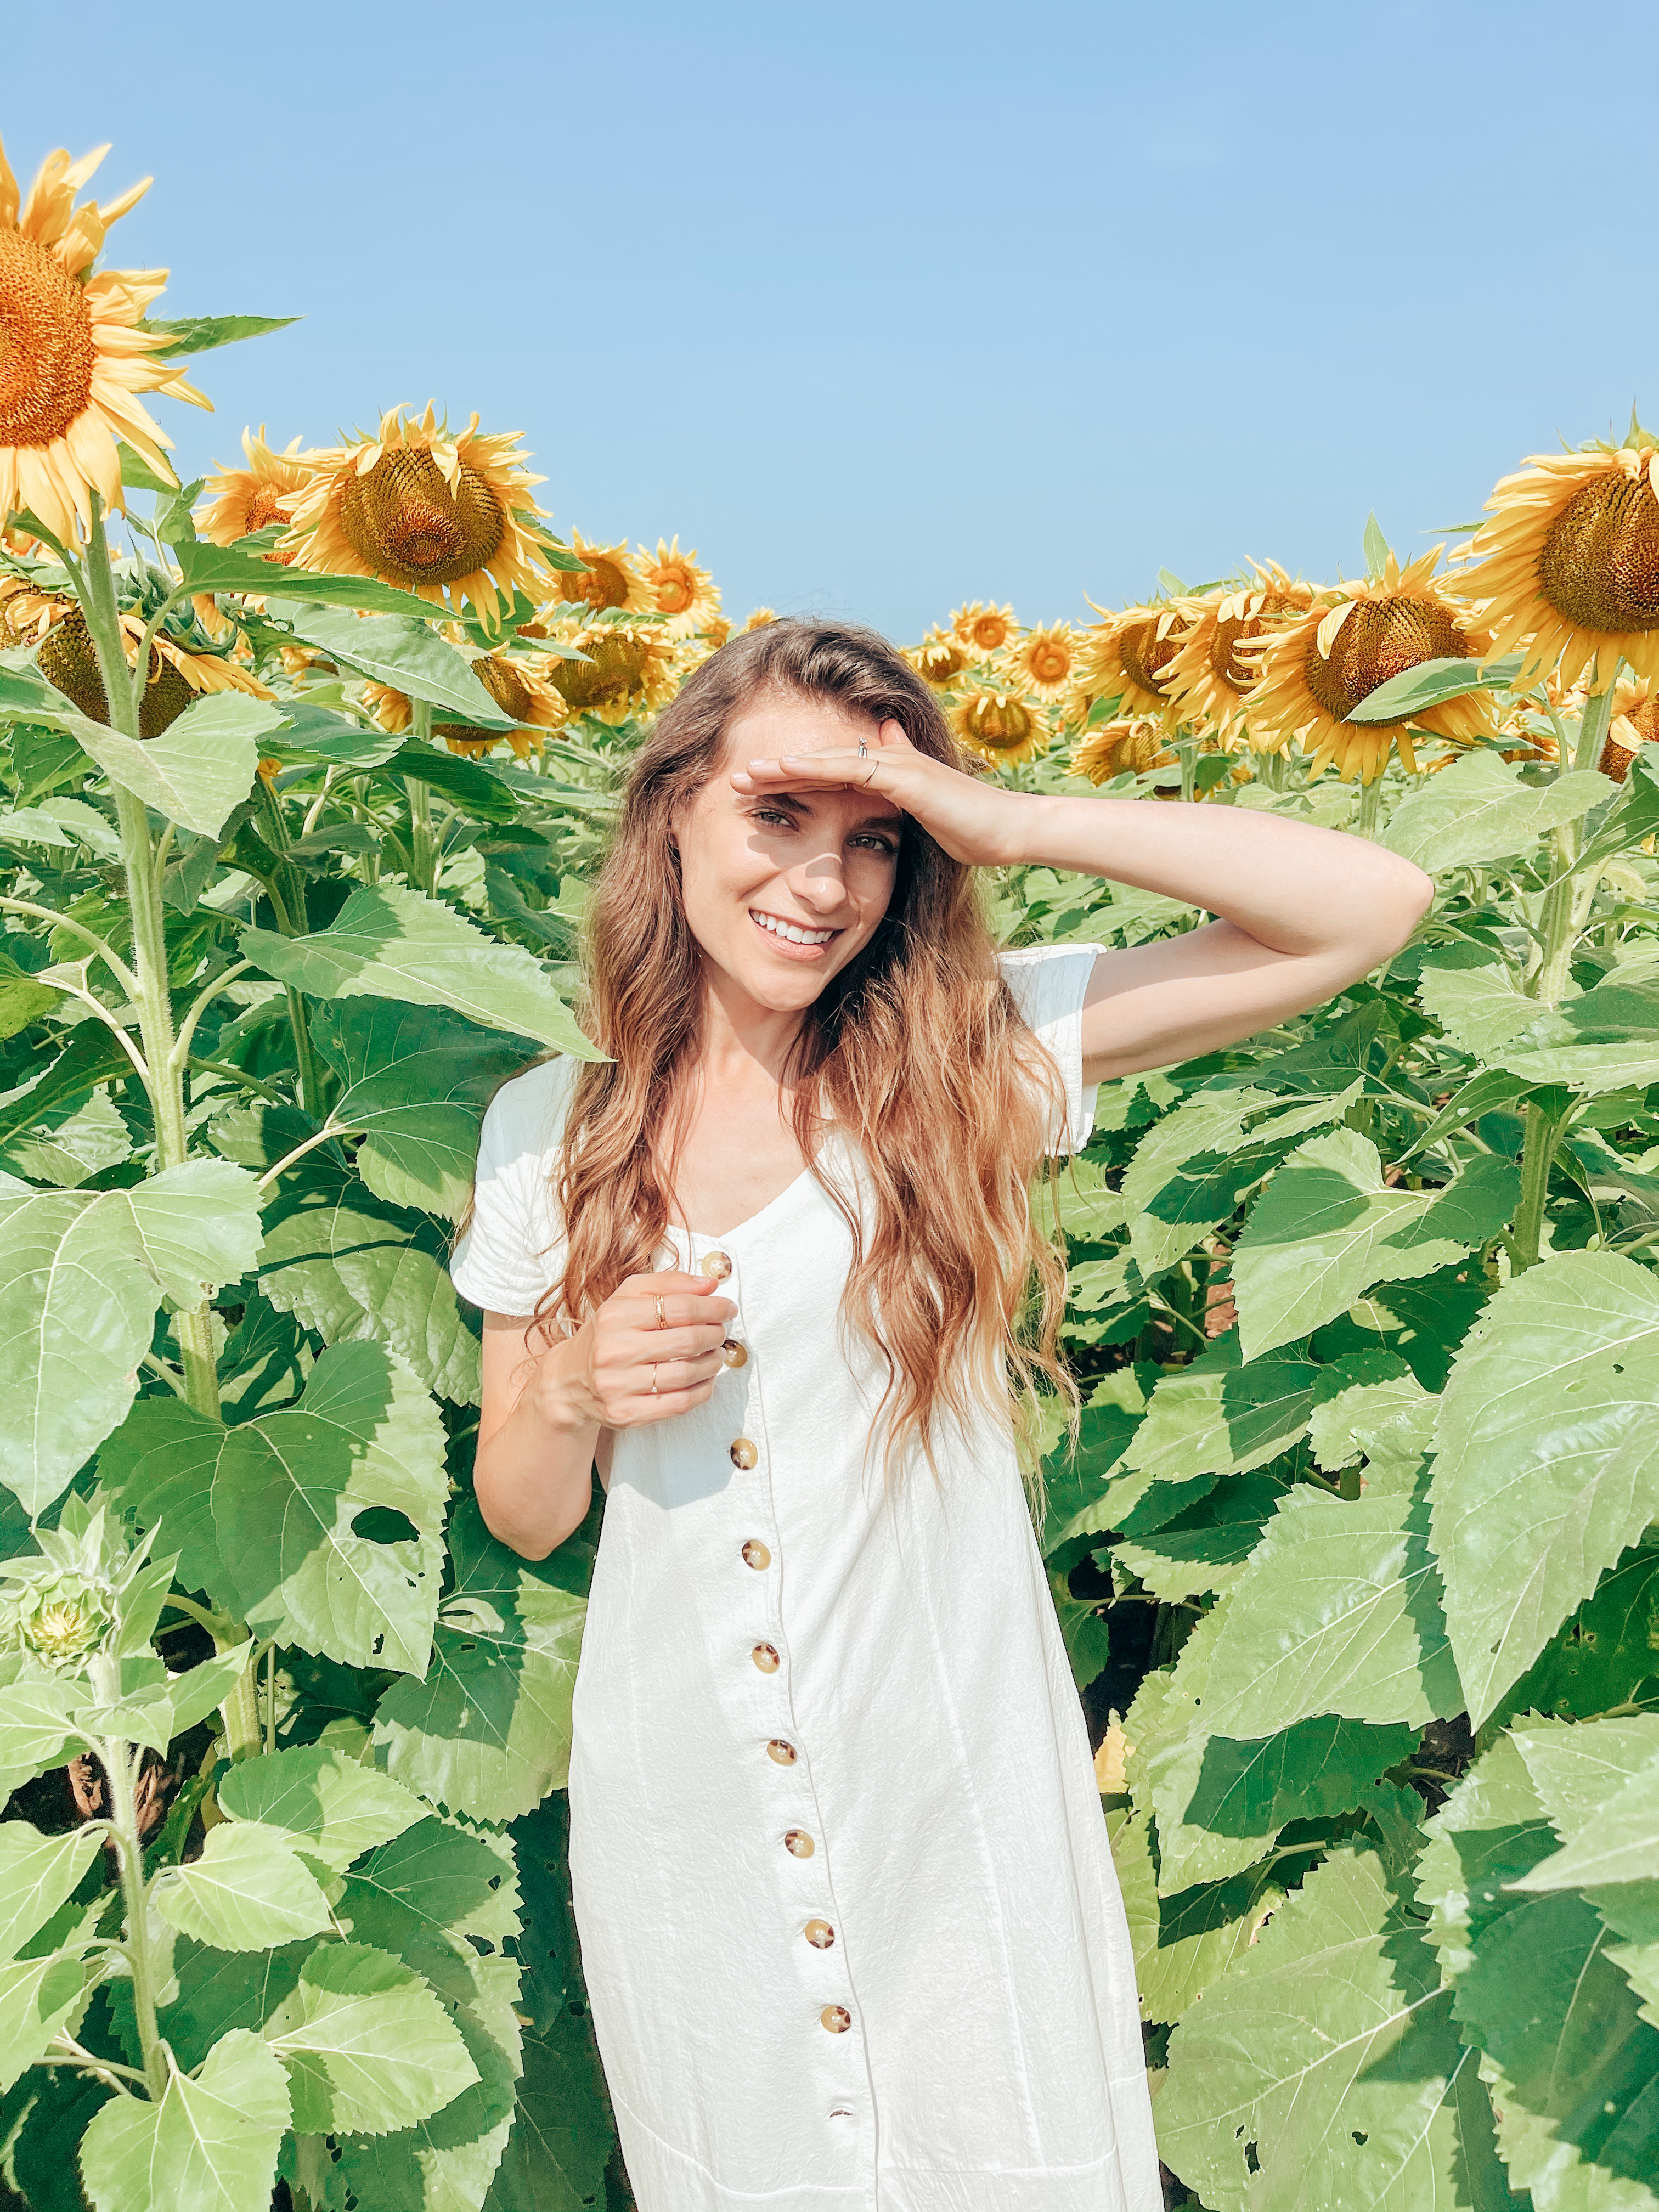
<box><xmin>820</xmin><ymin>2005</ymin><xmax>852</xmax><ymax>2034</ymax></box>
<box><xmin>723</xmin><ymin>1338</ymin><xmax>748</xmax><ymax>1368</ymax></box>
<box><xmin>784</xmin><ymin>1830</ymin><xmax>815</xmax><ymax>1858</ymax></box>
<box><xmin>701</xmin><ymin>1250</ymin><xmax>732</xmax><ymax>1279</ymax></box>
<box><xmin>730</xmin><ymin>1437</ymin><xmax>758</xmax><ymax>1471</ymax></box>
<box><xmin>742</xmin><ymin>1539</ymin><xmax>771</xmax><ymax>1571</ymax></box>
<box><xmin>751</xmin><ymin>1642</ymin><xmax>780</xmax><ymax>1673</ymax></box>
<box><xmin>804</xmin><ymin>1919</ymin><xmax>835</xmax><ymax>1949</ymax></box>
<box><xmin>766</xmin><ymin>1739</ymin><xmax>797</xmax><ymax>1766</ymax></box>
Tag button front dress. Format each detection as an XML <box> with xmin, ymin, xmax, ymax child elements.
<box><xmin>450</xmin><ymin>942</ymin><xmax>1161</xmax><ymax>2212</ymax></box>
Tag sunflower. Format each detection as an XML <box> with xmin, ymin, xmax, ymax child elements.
<box><xmin>1000</xmin><ymin>621</ymin><xmax>1080</xmax><ymax>701</ymax></box>
<box><xmin>1453</xmin><ymin>436</ymin><xmax>1659</xmax><ymax>691</ymax></box>
<box><xmin>21</xmin><ymin>589</ymin><xmax>270</xmax><ymax>738</ymax></box>
<box><xmin>0</xmin><ymin>137</ymin><xmax>210</xmax><ymax>546</ymax></box>
<box><xmin>1602</xmin><ymin>672</ymin><xmax>1659</xmax><ymax>783</ymax></box>
<box><xmin>1070</xmin><ymin>717</ymin><xmax>1175</xmax><ymax>785</ymax></box>
<box><xmin>949</xmin><ymin>684</ymin><xmax>1049</xmax><ymax>767</ymax></box>
<box><xmin>365</xmin><ymin>650</ymin><xmax>568</xmax><ymax>759</ymax></box>
<box><xmin>548</xmin><ymin>622</ymin><xmax>678</xmax><ymax>724</ymax></box>
<box><xmin>1074</xmin><ymin>601</ymin><xmax>1184</xmax><ymax>720</ymax></box>
<box><xmin>280</xmin><ymin>404</ymin><xmax>549</xmax><ymax>623</ymax></box>
<box><xmin>196</xmin><ymin>426</ymin><xmax>312</xmax><ymax>547</ymax></box>
<box><xmin>636</xmin><ymin>535</ymin><xmax>720</xmax><ymax>635</ymax></box>
<box><xmin>743</xmin><ymin>607</ymin><xmax>778</xmax><ymax>633</ymax></box>
<box><xmin>560</xmin><ymin>532</ymin><xmax>650</xmax><ymax>617</ymax></box>
<box><xmin>1160</xmin><ymin>565</ymin><xmax>1322</xmax><ymax>747</ymax></box>
<box><xmin>950</xmin><ymin>602</ymin><xmax>1018</xmax><ymax>656</ymax></box>
<box><xmin>906</xmin><ymin>627</ymin><xmax>971</xmax><ymax>687</ymax></box>
<box><xmin>1247</xmin><ymin>549</ymin><xmax>1495</xmax><ymax>781</ymax></box>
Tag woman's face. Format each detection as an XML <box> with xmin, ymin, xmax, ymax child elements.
<box><xmin>674</xmin><ymin>691</ymin><xmax>904</xmax><ymax>1015</ymax></box>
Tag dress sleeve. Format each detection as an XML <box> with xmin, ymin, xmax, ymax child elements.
<box><xmin>449</xmin><ymin>1057</ymin><xmax>579</xmax><ymax>1316</ymax></box>
<box><xmin>998</xmin><ymin>941</ymin><xmax>1107</xmax><ymax>1156</ymax></box>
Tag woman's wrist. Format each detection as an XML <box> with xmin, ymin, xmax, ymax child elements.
<box><xmin>518</xmin><ymin>1331</ymin><xmax>603</xmax><ymax>1441</ymax></box>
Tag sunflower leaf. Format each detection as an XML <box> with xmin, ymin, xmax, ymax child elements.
<box><xmin>1348</xmin><ymin>649</ymin><xmax>1525</xmax><ymax>723</ymax></box>
<box><xmin>139</xmin><ymin>313</ymin><xmax>301</xmax><ymax>358</ymax></box>
<box><xmin>1382</xmin><ymin>744</ymin><xmax>1609</xmax><ymax>869</ymax></box>
<box><xmin>79</xmin><ymin>2028</ymin><xmax>290</xmax><ymax>2212</ymax></box>
<box><xmin>261</xmin><ymin>602</ymin><xmax>517</xmax><ymax>723</ymax></box>
<box><xmin>178</xmin><ymin>547</ymin><xmax>456</xmax><ymax>629</ymax></box>
<box><xmin>263</xmin><ymin>1942</ymin><xmax>479</xmax><ymax>2138</ymax></box>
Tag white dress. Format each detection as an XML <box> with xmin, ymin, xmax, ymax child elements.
<box><xmin>450</xmin><ymin>942</ymin><xmax>1160</xmax><ymax>2212</ymax></box>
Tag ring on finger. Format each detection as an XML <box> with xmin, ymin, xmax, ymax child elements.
<box><xmin>650</xmin><ymin>1363</ymin><xmax>659</xmax><ymax>1396</ymax></box>
<box><xmin>654</xmin><ymin>1295</ymin><xmax>666</xmax><ymax>1329</ymax></box>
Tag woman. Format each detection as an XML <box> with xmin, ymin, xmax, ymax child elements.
<box><xmin>452</xmin><ymin>619</ymin><xmax>1432</xmax><ymax>2212</ymax></box>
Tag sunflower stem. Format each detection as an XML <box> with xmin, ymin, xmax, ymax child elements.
<box><xmin>250</xmin><ymin>779</ymin><xmax>324</xmax><ymax>1115</ymax></box>
<box><xmin>406</xmin><ymin>698</ymin><xmax>439</xmax><ymax>893</ymax></box>
<box><xmin>93</xmin><ymin>1700</ymin><xmax>167</xmax><ymax>2099</ymax></box>
<box><xmin>1356</xmin><ymin>776</ymin><xmax>1384</xmax><ymax>839</ymax></box>
<box><xmin>1573</xmin><ymin>671</ymin><xmax>1619</xmax><ymax>774</ymax></box>
<box><xmin>76</xmin><ymin>500</ymin><xmax>221</xmax><ymax>1418</ymax></box>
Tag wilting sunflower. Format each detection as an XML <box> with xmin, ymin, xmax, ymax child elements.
<box><xmin>906</xmin><ymin>627</ymin><xmax>971</xmax><ymax>687</ymax></box>
<box><xmin>1602</xmin><ymin>672</ymin><xmax>1659</xmax><ymax>783</ymax></box>
<box><xmin>1000</xmin><ymin>622</ymin><xmax>1080</xmax><ymax>701</ymax></box>
<box><xmin>1075</xmin><ymin>601</ymin><xmax>1184</xmax><ymax>720</ymax></box>
<box><xmin>1160</xmin><ymin>565</ymin><xmax>1322</xmax><ymax>747</ymax></box>
<box><xmin>0</xmin><ymin>137</ymin><xmax>209</xmax><ymax>545</ymax></box>
<box><xmin>548</xmin><ymin>622</ymin><xmax>678</xmax><ymax>725</ymax></box>
<box><xmin>951</xmin><ymin>602</ymin><xmax>1018</xmax><ymax>656</ymax></box>
<box><xmin>1453</xmin><ymin>435</ymin><xmax>1659</xmax><ymax>691</ymax></box>
<box><xmin>949</xmin><ymin>684</ymin><xmax>1048</xmax><ymax>767</ymax></box>
<box><xmin>560</xmin><ymin>532</ymin><xmax>650</xmax><ymax>617</ymax></box>
<box><xmin>1070</xmin><ymin>716</ymin><xmax>1175</xmax><ymax>785</ymax></box>
<box><xmin>637</xmin><ymin>535</ymin><xmax>720</xmax><ymax>635</ymax></box>
<box><xmin>280</xmin><ymin>405</ymin><xmax>549</xmax><ymax>622</ymax></box>
<box><xmin>196</xmin><ymin>426</ymin><xmax>312</xmax><ymax>547</ymax></box>
<box><xmin>1248</xmin><ymin>550</ymin><xmax>1495</xmax><ymax>781</ymax></box>
<box><xmin>366</xmin><ymin>649</ymin><xmax>569</xmax><ymax>758</ymax></box>
<box><xmin>19</xmin><ymin>589</ymin><xmax>270</xmax><ymax>738</ymax></box>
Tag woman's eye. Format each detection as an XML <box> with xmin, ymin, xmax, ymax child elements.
<box><xmin>752</xmin><ymin>807</ymin><xmax>794</xmax><ymax>830</ymax></box>
<box><xmin>851</xmin><ymin>834</ymin><xmax>896</xmax><ymax>856</ymax></box>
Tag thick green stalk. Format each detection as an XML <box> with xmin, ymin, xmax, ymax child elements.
<box><xmin>96</xmin><ymin>1718</ymin><xmax>167</xmax><ymax>2098</ymax></box>
<box><xmin>249</xmin><ymin>778</ymin><xmax>323</xmax><ymax>1115</ymax></box>
<box><xmin>1356</xmin><ymin>775</ymin><xmax>1384</xmax><ymax>839</ymax></box>
<box><xmin>407</xmin><ymin>697</ymin><xmax>438</xmax><ymax>890</ymax></box>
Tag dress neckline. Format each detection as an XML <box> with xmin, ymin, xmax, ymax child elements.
<box><xmin>670</xmin><ymin>1163</ymin><xmax>819</xmax><ymax>1245</ymax></box>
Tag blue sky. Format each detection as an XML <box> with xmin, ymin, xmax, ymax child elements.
<box><xmin>9</xmin><ymin>1</ymin><xmax>1654</xmax><ymax>640</ymax></box>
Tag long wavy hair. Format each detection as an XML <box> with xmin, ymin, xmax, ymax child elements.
<box><xmin>543</xmin><ymin>618</ymin><xmax>1076</xmax><ymax>1490</ymax></box>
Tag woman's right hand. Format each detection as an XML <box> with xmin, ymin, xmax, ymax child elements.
<box><xmin>558</xmin><ymin>1268</ymin><xmax>737</xmax><ymax>1431</ymax></box>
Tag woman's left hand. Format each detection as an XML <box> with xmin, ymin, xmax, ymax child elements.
<box><xmin>729</xmin><ymin>720</ymin><xmax>1029</xmax><ymax>867</ymax></box>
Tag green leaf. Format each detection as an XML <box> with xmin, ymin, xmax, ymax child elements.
<box><xmin>1496</xmin><ymin>976</ymin><xmax>1659</xmax><ymax>1095</ymax></box>
<box><xmin>384</xmin><ymin>741</ymin><xmax>520</xmax><ymax>825</ymax></box>
<box><xmin>1513</xmin><ymin>1716</ymin><xmax>1659</xmax><ymax>1893</ymax></box>
<box><xmin>335</xmin><ymin>1818</ymin><xmax>518</xmax><ymax>2000</ymax></box>
<box><xmin>166</xmin><ymin>1638</ymin><xmax>258</xmax><ymax>1737</ymax></box>
<box><xmin>25</xmin><ymin>673</ymin><xmax>280</xmax><ymax>839</ymax></box>
<box><xmin>1198</xmin><ymin>1471</ymin><xmax>1462</xmax><ymax>1736</ymax></box>
<box><xmin>152</xmin><ymin>1938</ymin><xmax>314</xmax><ymax>2075</ymax></box>
<box><xmin>262</xmin><ymin>604</ymin><xmax>517</xmax><ymax>723</ymax></box>
<box><xmin>140</xmin><ymin>313</ymin><xmax>300</xmax><ymax>357</ymax></box>
<box><xmin>1121</xmin><ymin>1081</ymin><xmax>1360</xmax><ymax>1278</ymax></box>
<box><xmin>178</xmin><ymin>546</ymin><xmax>459</xmax><ymax>627</ymax></box>
<box><xmin>216</xmin><ymin>1742</ymin><xmax>425</xmax><ymax>1873</ymax></box>
<box><xmin>1232</xmin><ymin>1126</ymin><xmax>1518</xmax><ymax>1360</ymax></box>
<box><xmin>212</xmin><ymin>1341</ymin><xmax>449</xmax><ymax>1672</ymax></box>
<box><xmin>117</xmin><ymin>444</ymin><xmax>176</xmax><ymax>494</ymax></box>
<box><xmin>264</xmin><ymin>700</ymin><xmax>407</xmax><ymax>768</ymax></box>
<box><xmin>241</xmin><ymin>883</ymin><xmax>595</xmax><ymax>1055</ymax></box>
<box><xmin>0</xmin><ymin>1951</ymin><xmax>88</xmax><ymax>2092</ymax></box>
<box><xmin>97</xmin><ymin>1400</ymin><xmax>235</xmax><ymax>1611</ymax></box>
<box><xmin>1040</xmin><ymin>1372</ymin><xmax>1154</xmax><ymax>1551</ymax></box>
<box><xmin>1420</xmin><ymin>1731</ymin><xmax>1659</xmax><ymax>2208</ymax></box>
<box><xmin>1383</xmin><ymin>747</ymin><xmax>1610</xmax><ymax>871</ymax></box>
<box><xmin>1361</xmin><ymin>510</ymin><xmax>1392</xmax><ymax>579</ymax></box>
<box><xmin>1432</xmin><ymin>1249</ymin><xmax>1659</xmax><ymax>1727</ymax></box>
<box><xmin>1119</xmin><ymin>1336</ymin><xmax>1319</xmax><ymax>1496</ymax></box>
<box><xmin>1111</xmin><ymin>1800</ymin><xmax>1284</xmax><ymax>2026</ymax></box>
<box><xmin>1307</xmin><ymin>1352</ymin><xmax>1437</xmax><ymax>1474</ymax></box>
<box><xmin>122</xmin><ymin>1159</ymin><xmax>264</xmax><ymax>1305</ymax></box>
<box><xmin>374</xmin><ymin>1497</ymin><xmax>588</xmax><ymax>1820</ymax></box>
<box><xmin>1347</xmin><ymin>647</ymin><xmax>1525</xmax><ymax>722</ymax></box>
<box><xmin>0</xmin><ymin>1668</ymin><xmax>83</xmax><ymax>1797</ymax></box>
<box><xmin>311</xmin><ymin>1000</ymin><xmax>539</xmax><ymax>1220</ymax></box>
<box><xmin>258</xmin><ymin>1167</ymin><xmax>483</xmax><ymax>1404</ymax></box>
<box><xmin>0</xmin><ymin>1822</ymin><xmax>100</xmax><ymax>1963</ymax></box>
<box><xmin>263</xmin><ymin>1941</ymin><xmax>480</xmax><ymax>2138</ymax></box>
<box><xmin>80</xmin><ymin>2029</ymin><xmax>290</xmax><ymax>2212</ymax></box>
<box><xmin>152</xmin><ymin>1821</ymin><xmax>336</xmax><ymax>1951</ymax></box>
<box><xmin>0</xmin><ymin>1026</ymin><xmax>136</xmax><ymax>1149</ymax></box>
<box><xmin>1417</xmin><ymin>945</ymin><xmax>1542</xmax><ymax>1058</ymax></box>
<box><xmin>1111</xmin><ymin>1468</ymin><xmax>1292</xmax><ymax>1602</ymax></box>
<box><xmin>1497</xmin><ymin>1531</ymin><xmax>1659</xmax><ymax>1725</ymax></box>
<box><xmin>1158</xmin><ymin>1846</ymin><xmax>1521</xmax><ymax>2212</ymax></box>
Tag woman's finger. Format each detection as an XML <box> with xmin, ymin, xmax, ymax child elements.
<box><xmin>616</xmin><ymin>1293</ymin><xmax>735</xmax><ymax>1336</ymax></box>
<box><xmin>608</xmin><ymin>1321</ymin><xmax>729</xmax><ymax>1365</ymax></box>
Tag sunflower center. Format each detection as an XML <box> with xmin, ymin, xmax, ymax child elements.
<box><xmin>244</xmin><ymin>483</ymin><xmax>289</xmax><ymax>533</ymax></box>
<box><xmin>652</xmin><ymin>565</ymin><xmax>696</xmax><ymax>616</ymax></box>
<box><xmin>37</xmin><ymin>611</ymin><xmax>195</xmax><ymax>739</ymax></box>
<box><xmin>552</xmin><ymin>633</ymin><xmax>649</xmax><ymax>710</ymax></box>
<box><xmin>968</xmin><ymin>695</ymin><xmax>1036</xmax><ymax>749</ymax></box>
<box><xmin>337</xmin><ymin>448</ymin><xmax>505</xmax><ymax>588</ymax></box>
<box><xmin>1119</xmin><ymin>618</ymin><xmax>1177</xmax><ymax>698</ymax></box>
<box><xmin>475</xmin><ymin>653</ymin><xmax>533</xmax><ymax>723</ymax></box>
<box><xmin>1029</xmin><ymin>639</ymin><xmax>1072</xmax><ymax>686</ymax></box>
<box><xmin>1302</xmin><ymin>597</ymin><xmax>1470</xmax><ymax>727</ymax></box>
<box><xmin>569</xmin><ymin>555</ymin><xmax>633</xmax><ymax>612</ymax></box>
<box><xmin>1628</xmin><ymin>693</ymin><xmax>1659</xmax><ymax>746</ymax></box>
<box><xmin>1539</xmin><ymin>467</ymin><xmax>1659</xmax><ymax>634</ymax></box>
<box><xmin>0</xmin><ymin>233</ymin><xmax>98</xmax><ymax>450</ymax></box>
<box><xmin>968</xmin><ymin>613</ymin><xmax>1012</xmax><ymax>652</ymax></box>
<box><xmin>918</xmin><ymin>640</ymin><xmax>967</xmax><ymax>683</ymax></box>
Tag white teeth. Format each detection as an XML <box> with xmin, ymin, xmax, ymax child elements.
<box><xmin>752</xmin><ymin>910</ymin><xmax>834</xmax><ymax>946</ymax></box>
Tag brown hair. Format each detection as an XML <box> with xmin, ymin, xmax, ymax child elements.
<box><xmin>544</xmin><ymin>618</ymin><xmax>1076</xmax><ymax>1490</ymax></box>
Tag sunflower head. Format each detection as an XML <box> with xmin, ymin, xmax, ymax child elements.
<box><xmin>1248</xmin><ymin>550</ymin><xmax>1495</xmax><ymax>781</ymax></box>
<box><xmin>562</xmin><ymin>532</ymin><xmax>648</xmax><ymax>616</ymax></box>
<box><xmin>950</xmin><ymin>602</ymin><xmax>1018</xmax><ymax>656</ymax></box>
<box><xmin>1454</xmin><ymin>435</ymin><xmax>1659</xmax><ymax>691</ymax></box>
<box><xmin>196</xmin><ymin>426</ymin><xmax>311</xmax><ymax>548</ymax></box>
<box><xmin>1070</xmin><ymin>717</ymin><xmax>1174</xmax><ymax>785</ymax></box>
<box><xmin>1000</xmin><ymin>622</ymin><xmax>1080</xmax><ymax>701</ymax></box>
<box><xmin>1075</xmin><ymin>601</ymin><xmax>1186</xmax><ymax>721</ymax></box>
<box><xmin>906</xmin><ymin>628</ymin><xmax>971</xmax><ymax>687</ymax></box>
<box><xmin>548</xmin><ymin>622</ymin><xmax>676</xmax><ymax>724</ymax></box>
<box><xmin>1160</xmin><ymin>565</ymin><xmax>1322</xmax><ymax>746</ymax></box>
<box><xmin>948</xmin><ymin>684</ymin><xmax>1048</xmax><ymax>766</ymax></box>
<box><xmin>637</xmin><ymin>535</ymin><xmax>720</xmax><ymax>634</ymax></box>
<box><xmin>743</xmin><ymin>607</ymin><xmax>778</xmax><ymax>633</ymax></box>
<box><xmin>0</xmin><ymin>137</ymin><xmax>209</xmax><ymax>546</ymax></box>
<box><xmin>1603</xmin><ymin>672</ymin><xmax>1659</xmax><ymax>783</ymax></box>
<box><xmin>280</xmin><ymin>405</ymin><xmax>550</xmax><ymax>621</ymax></box>
<box><xmin>33</xmin><ymin>600</ymin><xmax>269</xmax><ymax>739</ymax></box>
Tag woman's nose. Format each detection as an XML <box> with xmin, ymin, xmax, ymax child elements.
<box><xmin>788</xmin><ymin>850</ymin><xmax>849</xmax><ymax>912</ymax></box>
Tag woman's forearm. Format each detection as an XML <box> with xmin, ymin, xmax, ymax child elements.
<box><xmin>475</xmin><ymin>1324</ymin><xmax>601</xmax><ymax>1559</ymax></box>
<box><xmin>1002</xmin><ymin>792</ymin><xmax>1432</xmax><ymax>965</ymax></box>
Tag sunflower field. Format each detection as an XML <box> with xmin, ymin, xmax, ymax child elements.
<box><xmin>1</xmin><ymin>132</ymin><xmax>1657</xmax><ymax>2212</ymax></box>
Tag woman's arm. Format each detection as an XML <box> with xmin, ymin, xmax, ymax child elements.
<box><xmin>476</xmin><ymin>1270</ymin><xmax>734</xmax><ymax>1558</ymax></box>
<box><xmin>731</xmin><ymin>731</ymin><xmax>1432</xmax><ymax>1081</ymax></box>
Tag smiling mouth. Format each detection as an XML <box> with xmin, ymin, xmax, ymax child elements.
<box><xmin>749</xmin><ymin>907</ymin><xmax>840</xmax><ymax>950</ymax></box>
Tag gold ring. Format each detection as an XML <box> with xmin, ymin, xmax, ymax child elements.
<box><xmin>655</xmin><ymin>1295</ymin><xmax>666</xmax><ymax>1329</ymax></box>
<box><xmin>651</xmin><ymin>1363</ymin><xmax>659</xmax><ymax>1396</ymax></box>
